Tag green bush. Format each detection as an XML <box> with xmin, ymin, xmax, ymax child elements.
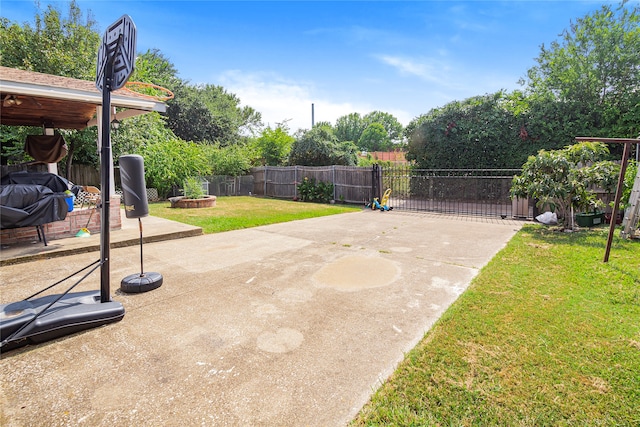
<box><xmin>297</xmin><ymin>177</ymin><xmax>334</xmax><ymax>203</ymax></box>
<box><xmin>140</xmin><ymin>138</ymin><xmax>212</xmax><ymax>198</ymax></box>
<box><xmin>288</xmin><ymin>126</ymin><xmax>358</xmax><ymax>166</ymax></box>
<box><xmin>183</xmin><ymin>177</ymin><xmax>205</xmax><ymax>199</ymax></box>
<box><xmin>510</xmin><ymin>141</ymin><xmax>622</xmax><ymax>224</ymax></box>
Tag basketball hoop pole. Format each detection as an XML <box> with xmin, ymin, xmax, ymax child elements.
<box><xmin>99</xmin><ymin>35</ymin><xmax>123</xmax><ymax>303</ymax></box>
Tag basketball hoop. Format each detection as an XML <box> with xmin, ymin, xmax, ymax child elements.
<box><xmin>96</xmin><ymin>15</ymin><xmax>136</xmax><ymax>92</ymax></box>
<box><xmin>123</xmin><ymin>81</ymin><xmax>175</xmax><ymax>101</ymax></box>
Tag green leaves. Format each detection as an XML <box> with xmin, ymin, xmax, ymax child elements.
<box><xmin>255</xmin><ymin>125</ymin><xmax>295</xmax><ymax>166</ymax></box>
<box><xmin>407</xmin><ymin>92</ymin><xmax>522</xmax><ymax>169</ymax></box>
<box><xmin>297</xmin><ymin>177</ymin><xmax>334</xmax><ymax>203</ymax></box>
<box><xmin>167</xmin><ymin>84</ymin><xmax>262</xmax><ymax>146</ymax></box>
<box><xmin>510</xmin><ymin>142</ymin><xmax>620</xmax><ymax>223</ymax></box>
<box><xmin>182</xmin><ymin>176</ymin><xmax>206</xmax><ymax>199</ymax></box>
<box><xmin>207</xmin><ymin>144</ymin><xmax>253</xmax><ymax>177</ymax></box>
<box><xmin>0</xmin><ymin>1</ymin><xmax>100</xmax><ymax>79</ymax></box>
<box><xmin>139</xmin><ymin>138</ymin><xmax>212</xmax><ymax>198</ymax></box>
<box><xmin>288</xmin><ymin>126</ymin><xmax>358</xmax><ymax>166</ymax></box>
<box><xmin>130</xmin><ymin>49</ymin><xmax>182</xmax><ymax>94</ymax></box>
<box><xmin>525</xmin><ymin>3</ymin><xmax>640</xmax><ymax>138</ymax></box>
<box><xmin>333</xmin><ymin>111</ymin><xmax>404</xmax><ymax>151</ymax></box>
<box><xmin>358</xmin><ymin>122</ymin><xmax>389</xmax><ymax>152</ymax></box>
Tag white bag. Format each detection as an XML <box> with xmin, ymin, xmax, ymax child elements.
<box><xmin>535</xmin><ymin>211</ymin><xmax>558</xmax><ymax>225</ymax></box>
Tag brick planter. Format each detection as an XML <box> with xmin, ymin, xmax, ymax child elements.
<box><xmin>169</xmin><ymin>196</ymin><xmax>217</xmax><ymax>209</ymax></box>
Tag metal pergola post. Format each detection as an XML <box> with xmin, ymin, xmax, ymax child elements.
<box><xmin>575</xmin><ymin>137</ymin><xmax>639</xmax><ymax>263</ymax></box>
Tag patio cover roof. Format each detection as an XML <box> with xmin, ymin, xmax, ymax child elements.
<box><xmin>0</xmin><ymin>66</ymin><xmax>167</xmax><ymax>130</ymax></box>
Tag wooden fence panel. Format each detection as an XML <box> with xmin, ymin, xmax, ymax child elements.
<box><xmin>1</xmin><ymin>164</ymin><xmax>100</xmax><ymax>186</ymax></box>
<box><xmin>333</xmin><ymin>166</ymin><xmax>373</xmax><ymax>204</ymax></box>
<box><xmin>1</xmin><ymin>164</ymin><xmax>47</xmax><ymax>177</ymax></box>
<box><xmin>67</xmin><ymin>164</ymin><xmax>100</xmax><ymax>186</ymax></box>
<box><xmin>250</xmin><ymin>166</ymin><xmax>374</xmax><ymax>204</ymax></box>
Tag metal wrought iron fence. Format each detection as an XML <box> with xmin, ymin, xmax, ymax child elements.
<box><xmin>381</xmin><ymin>167</ymin><xmax>531</xmax><ymax>218</ymax></box>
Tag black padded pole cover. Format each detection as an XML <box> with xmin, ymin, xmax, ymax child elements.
<box><xmin>119</xmin><ymin>154</ymin><xmax>149</xmax><ymax>219</ymax></box>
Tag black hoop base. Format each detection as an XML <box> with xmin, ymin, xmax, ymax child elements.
<box><xmin>120</xmin><ymin>272</ymin><xmax>163</xmax><ymax>293</ymax></box>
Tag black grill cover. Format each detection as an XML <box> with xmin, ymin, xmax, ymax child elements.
<box><xmin>0</xmin><ymin>184</ymin><xmax>68</xmax><ymax>229</ymax></box>
<box><xmin>1</xmin><ymin>171</ymin><xmax>70</xmax><ymax>193</ymax></box>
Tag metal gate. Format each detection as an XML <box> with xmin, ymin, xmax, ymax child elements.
<box><xmin>380</xmin><ymin>167</ymin><xmax>530</xmax><ymax>219</ymax></box>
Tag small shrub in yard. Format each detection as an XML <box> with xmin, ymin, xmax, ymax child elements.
<box><xmin>183</xmin><ymin>177</ymin><xmax>205</xmax><ymax>199</ymax></box>
<box><xmin>297</xmin><ymin>177</ymin><xmax>334</xmax><ymax>203</ymax></box>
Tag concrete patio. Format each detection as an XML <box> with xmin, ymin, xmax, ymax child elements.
<box><xmin>0</xmin><ymin>210</ymin><xmax>524</xmax><ymax>426</ymax></box>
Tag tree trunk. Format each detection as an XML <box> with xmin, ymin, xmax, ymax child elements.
<box><xmin>65</xmin><ymin>139</ymin><xmax>75</xmax><ymax>180</ymax></box>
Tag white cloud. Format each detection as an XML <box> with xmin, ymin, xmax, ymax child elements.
<box><xmin>217</xmin><ymin>70</ymin><xmax>376</xmax><ymax>132</ymax></box>
<box><xmin>375</xmin><ymin>54</ymin><xmax>458</xmax><ymax>88</ymax></box>
<box><xmin>375</xmin><ymin>53</ymin><xmax>522</xmax><ymax>105</ymax></box>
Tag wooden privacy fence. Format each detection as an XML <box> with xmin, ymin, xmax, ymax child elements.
<box><xmin>1</xmin><ymin>164</ymin><xmax>100</xmax><ymax>186</ymax></box>
<box><xmin>68</xmin><ymin>164</ymin><xmax>100</xmax><ymax>186</ymax></box>
<box><xmin>251</xmin><ymin>166</ymin><xmax>375</xmax><ymax>204</ymax></box>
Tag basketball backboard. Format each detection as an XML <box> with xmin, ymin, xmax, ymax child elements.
<box><xmin>96</xmin><ymin>15</ymin><xmax>137</xmax><ymax>92</ymax></box>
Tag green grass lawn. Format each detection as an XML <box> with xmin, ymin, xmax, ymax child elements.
<box><xmin>352</xmin><ymin>225</ymin><xmax>640</xmax><ymax>426</ymax></box>
<box><xmin>148</xmin><ymin>196</ymin><xmax>360</xmax><ymax>233</ymax></box>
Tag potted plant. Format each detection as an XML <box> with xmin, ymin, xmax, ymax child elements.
<box><xmin>573</xmin><ymin>187</ymin><xmax>605</xmax><ymax>227</ymax></box>
<box><xmin>573</xmin><ymin>158</ymin><xmax>621</xmax><ymax>227</ymax></box>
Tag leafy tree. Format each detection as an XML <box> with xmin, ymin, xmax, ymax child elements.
<box><xmin>362</xmin><ymin>111</ymin><xmax>404</xmax><ymax>144</ymax></box>
<box><xmin>358</xmin><ymin>122</ymin><xmax>390</xmax><ymax>152</ymax></box>
<box><xmin>168</xmin><ymin>84</ymin><xmax>262</xmax><ymax>146</ymax></box>
<box><xmin>0</xmin><ymin>0</ymin><xmax>100</xmax><ymax>79</ymax></box>
<box><xmin>139</xmin><ymin>138</ymin><xmax>212</xmax><ymax>198</ymax></box>
<box><xmin>110</xmin><ymin>52</ymin><xmax>188</xmax><ymax>183</ymax></box>
<box><xmin>407</xmin><ymin>92</ymin><xmax>524</xmax><ymax>168</ymax></box>
<box><xmin>404</xmin><ymin>114</ymin><xmax>428</xmax><ymax>143</ymax></box>
<box><xmin>334</xmin><ymin>111</ymin><xmax>405</xmax><ymax>151</ymax></box>
<box><xmin>129</xmin><ymin>49</ymin><xmax>183</xmax><ymax>94</ymax></box>
<box><xmin>510</xmin><ymin>141</ymin><xmax>621</xmax><ymax>225</ymax></box>
<box><xmin>313</xmin><ymin>121</ymin><xmax>333</xmax><ymax>129</ymax></box>
<box><xmin>208</xmin><ymin>144</ymin><xmax>254</xmax><ymax>176</ymax></box>
<box><xmin>505</xmin><ymin>91</ymin><xmax>595</xmax><ymax>151</ymax></box>
<box><xmin>59</xmin><ymin>127</ymin><xmax>98</xmax><ymax>176</ymax></box>
<box><xmin>0</xmin><ymin>126</ymin><xmax>40</xmax><ymax>164</ymax></box>
<box><xmin>357</xmin><ymin>154</ymin><xmax>392</xmax><ymax>167</ymax></box>
<box><xmin>288</xmin><ymin>126</ymin><xmax>357</xmax><ymax>166</ymax></box>
<box><xmin>524</xmin><ymin>2</ymin><xmax>640</xmax><ymax>138</ymax></box>
<box><xmin>254</xmin><ymin>124</ymin><xmax>295</xmax><ymax>166</ymax></box>
<box><xmin>0</xmin><ymin>0</ymin><xmax>101</xmax><ymax>174</ymax></box>
<box><xmin>334</xmin><ymin>113</ymin><xmax>366</xmax><ymax>144</ymax></box>
<box><xmin>111</xmin><ymin>112</ymin><xmax>176</xmax><ymax>161</ymax></box>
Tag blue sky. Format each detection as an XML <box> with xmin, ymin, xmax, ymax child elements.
<box><xmin>1</xmin><ymin>0</ymin><xmax>630</xmax><ymax>132</ymax></box>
